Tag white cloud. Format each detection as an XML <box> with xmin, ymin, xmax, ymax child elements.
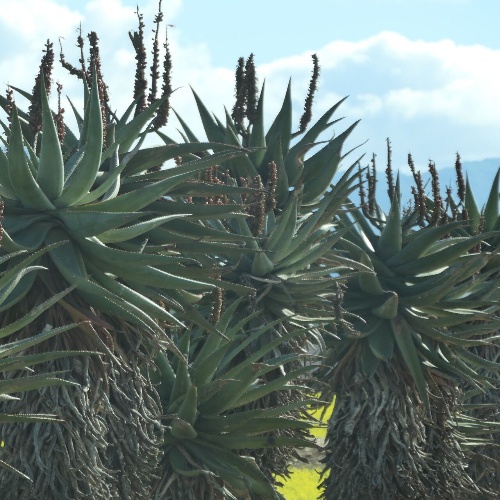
<box><xmin>0</xmin><ymin>2</ymin><xmax>499</xmax><ymax>170</ymax></box>
<box><xmin>0</xmin><ymin>0</ymin><xmax>80</xmax><ymax>98</ymax></box>
<box><xmin>0</xmin><ymin>0</ymin><xmax>186</xmax><ymax>127</ymax></box>
<box><xmin>250</xmin><ymin>31</ymin><xmax>500</xmax><ymax>169</ymax></box>
<box><xmin>257</xmin><ymin>31</ymin><xmax>500</xmax><ymax>122</ymax></box>
<box><xmin>0</xmin><ymin>0</ymin><xmax>233</xmax><ymax>143</ymax></box>
<box><xmin>0</xmin><ymin>0</ymin><xmax>80</xmax><ymax>47</ymax></box>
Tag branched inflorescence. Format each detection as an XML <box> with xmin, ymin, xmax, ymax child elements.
<box><xmin>29</xmin><ymin>40</ymin><xmax>54</xmax><ymax>137</ymax></box>
<box><xmin>295</xmin><ymin>54</ymin><xmax>320</xmax><ymax>137</ymax></box>
<box><xmin>231</xmin><ymin>54</ymin><xmax>259</xmax><ymax>135</ymax></box>
<box><xmin>59</xmin><ymin>25</ymin><xmax>86</xmax><ymax>81</ymax></box>
<box><xmin>149</xmin><ymin>0</ymin><xmax>164</xmax><ymax>105</ymax></box>
<box><xmin>60</xmin><ymin>9</ymin><xmax>171</xmax><ymax>138</ymax></box>
<box><xmin>406</xmin><ymin>153</ymin><xmax>473</xmax><ymax>228</ymax></box>
<box><xmin>231</xmin><ymin>57</ymin><xmax>246</xmax><ymax>132</ymax></box>
<box><xmin>385</xmin><ymin>138</ymin><xmax>395</xmax><ymax>203</ymax></box>
<box><xmin>55</xmin><ymin>82</ymin><xmax>65</xmax><ymax>146</ymax></box>
<box><xmin>429</xmin><ymin>160</ymin><xmax>443</xmax><ymax>226</ymax></box>
<box><xmin>129</xmin><ymin>8</ymin><xmax>148</xmax><ymax>116</ymax></box>
<box><xmin>5</xmin><ymin>86</ymin><xmax>13</xmax><ymax>123</ymax></box>
<box><xmin>152</xmin><ymin>24</ymin><xmax>172</xmax><ymax>130</ymax></box>
<box><xmin>244</xmin><ymin>53</ymin><xmax>258</xmax><ymax>126</ymax></box>
<box><xmin>367</xmin><ymin>154</ymin><xmax>377</xmax><ymax>216</ymax></box>
<box><xmin>455</xmin><ymin>152</ymin><xmax>466</xmax><ymax>203</ymax></box>
<box><xmin>359</xmin><ymin>155</ymin><xmax>381</xmax><ymax>228</ymax></box>
<box><xmin>87</xmin><ymin>32</ymin><xmax>109</xmax><ymax>147</ymax></box>
<box><xmin>266</xmin><ymin>161</ymin><xmax>278</xmax><ymax>212</ymax></box>
<box><xmin>408</xmin><ymin>153</ymin><xmax>426</xmax><ymax>227</ymax></box>
<box><xmin>209</xmin><ymin>280</ymin><xmax>224</xmax><ymax>325</ymax></box>
<box><xmin>199</xmin><ymin>162</ymin><xmax>276</xmax><ymax>237</ymax></box>
<box><xmin>358</xmin><ymin>164</ymin><xmax>367</xmax><ymax>213</ymax></box>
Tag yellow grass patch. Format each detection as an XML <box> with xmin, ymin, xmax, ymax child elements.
<box><xmin>277</xmin><ymin>396</ymin><xmax>335</xmax><ymax>499</ymax></box>
<box><xmin>277</xmin><ymin>467</ymin><xmax>325</xmax><ymax>500</ymax></box>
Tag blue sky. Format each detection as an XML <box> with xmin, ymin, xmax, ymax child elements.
<box><xmin>1</xmin><ymin>0</ymin><xmax>499</xmax><ymax>173</ymax></box>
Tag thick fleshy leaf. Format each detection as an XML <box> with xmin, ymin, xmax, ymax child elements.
<box><xmin>465</xmin><ymin>175</ymin><xmax>481</xmax><ymax>233</ymax></box>
<box><xmin>0</xmin><ymin>372</ymin><xmax>79</xmax><ymax>395</ymax></box>
<box><xmin>191</xmin><ymin>88</ymin><xmax>226</xmax><ymax>143</ymax></box>
<box><xmin>302</xmin><ymin>121</ymin><xmax>360</xmax><ymax>204</ymax></box>
<box><xmin>483</xmin><ymin>168</ymin><xmax>499</xmax><ymax>232</ymax></box>
<box><xmin>70</xmin><ymin>149</ymin><xmax>253</xmax><ymax>214</ymax></box>
<box><xmin>248</xmin><ymin>83</ymin><xmax>266</xmax><ymax>166</ymax></box>
<box><xmin>122</xmin><ymin>141</ymin><xmax>246</xmax><ymax>176</ymax></box>
<box><xmin>114</xmin><ymin>94</ymin><xmax>168</xmax><ymax>153</ymax></box>
<box><xmin>285</xmin><ymin>97</ymin><xmax>347</xmax><ymax>185</ymax></box>
<box><xmin>377</xmin><ymin>190</ymin><xmax>402</xmax><ymax>261</ymax></box>
<box><xmin>265</xmin><ymin>80</ymin><xmax>292</xmax><ymax>158</ymax></box>
<box><xmin>0</xmin><ymin>323</ymin><xmax>81</xmax><ymax>355</ymax></box>
<box><xmin>56</xmin><ymin>210</ymin><xmax>144</xmax><ymax>237</ymax></box>
<box><xmin>37</xmin><ymin>74</ymin><xmax>64</xmax><ymax>200</ymax></box>
<box><xmin>0</xmin><ymin>148</ymin><xmax>17</xmax><ymax>199</ymax></box>
<box><xmin>55</xmin><ymin>72</ymin><xmax>102</xmax><ymax>207</ymax></box>
<box><xmin>98</xmin><ymin>214</ymin><xmax>190</xmax><ymax>243</ymax></box>
<box><xmin>391</xmin><ymin>316</ymin><xmax>430</xmax><ymax>411</ymax></box>
<box><xmin>7</xmin><ymin>107</ymin><xmax>55</xmax><ymax>210</ymax></box>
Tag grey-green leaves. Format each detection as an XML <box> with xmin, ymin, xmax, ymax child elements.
<box><xmin>55</xmin><ymin>72</ymin><xmax>103</xmax><ymax>207</ymax></box>
<box><xmin>37</xmin><ymin>74</ymin><xmax>64</xmax><ymax>200</ymax></box>
<box><xmin>8</xmin><ymin>105</ymin><xmax>55</xmax><ymax>210</ymax></box>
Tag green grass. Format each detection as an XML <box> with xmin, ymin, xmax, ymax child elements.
<box><xmin>277</xmin><ymin>397</ymin><xmax>334</xmax><ymax>500</ymax></box>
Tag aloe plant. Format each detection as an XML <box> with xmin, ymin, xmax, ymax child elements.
<box><xmin>0</xmin><ymin>237</ymin><xmax>96</xmax><ymax>482</ymax></box>
<box><xmin>459</xmin><ymin>183</ymin><xmax>500</xmax><ymax>495</ymax></box>
<box><xmin>158</xmin><ymin>53</ymin><xmax>367</xmax><ymax>482</ymax></box>
<box><xmin>150</xmin><ymin>301</ymin><xmax>320</xmax><ymax>499</ymax></box>
<box><xmin>0</xmin><ymin>27</ymin><xmax>260</xmax><ymax>497</ymax></box>
<box><xmin>318</xmin><ymin>155</ymin><xmax>500</xmax><ymax>498</ymax></box>
<box><xmin>403</xmin><ymin>154</ymin><xmax>500</xmax><ymax>495</ymax></box>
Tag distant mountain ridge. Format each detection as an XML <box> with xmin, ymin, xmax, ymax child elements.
<box><xmin>364</xmin><ymin>158</ymin><xmax>500</xmax><ymax>214</ymax></box>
